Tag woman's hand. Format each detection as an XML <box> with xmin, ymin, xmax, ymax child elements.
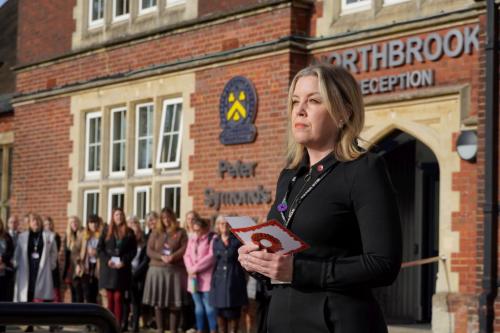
<box><xmin>238</xmin><ymin>243</ymin><xmax>260</xmax><ymax>273</ymax></box>
<box><xmin>245</xmin><ymin>250</ymin><xmax>294</xmax><ymax>282</ymax></box>
<box><xmin>107</xmin><ymin>259</ymin><xmax>115</xmax><ymax>269</ymax></box>
<box><xmin>161</xmin><ymin>255</ymin><xmax>172</xmax><ymax>264</ymax></box>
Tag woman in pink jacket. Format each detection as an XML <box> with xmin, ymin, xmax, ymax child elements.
<box><xmin>183</xmin><ymin>218</ymin><xmax>217</xmax><ymax>333</ymax></box>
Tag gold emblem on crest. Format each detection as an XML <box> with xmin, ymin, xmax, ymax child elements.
<box><xmin>226</xmin><ymin>91</ymin><xmax>247</xmax><ymax>122</ymax></box>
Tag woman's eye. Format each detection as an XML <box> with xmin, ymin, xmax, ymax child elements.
<box><xmin>309</xmin><ymin>99</ymin><xmax>320</xmax><ymax>104</ymax></box>
<box><xmin>291</xmin><ymin>100</ymin><xmax>299</xmax><ymax>105</ymax></box>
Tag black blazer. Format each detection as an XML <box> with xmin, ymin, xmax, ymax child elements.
<box><xmin>265</xmin><ymin>151</ymin><xmax>402</xmax><ymax>333</ymax></box>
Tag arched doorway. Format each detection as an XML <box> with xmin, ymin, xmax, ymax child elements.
<box><xmin>372</xmin><ymin>129</ymin><xmax>440</xmax><ymax>325</ymax></box>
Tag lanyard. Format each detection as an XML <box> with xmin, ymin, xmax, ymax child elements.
<box><xmin>279</xmin><ymin>163</ymin><xmax>337</xmax><ymax>228</ymax></box>
<box><xmin>33</xmin><ymin>232</ymin><xmax>42</xmax><ymax>252</ymax></box>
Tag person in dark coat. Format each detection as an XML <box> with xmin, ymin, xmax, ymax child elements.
<box><xmin>0</xmin><ymin>217</ymin><xmax>14</xmax><ymax>333</ymax></box>
<box><xmin>98</xmin><ymin>208</ymin><xmax>137</xmax><ymax>326</ymax></box>
<box><xmin>210</xmin><ymin>215</ymin><xmax>248</xmax><ymax>333</ymax></box>
<box><xmin>238</xmin><ymin>64</ymin><xmax>402</xmax><ymax>333</ymax></box>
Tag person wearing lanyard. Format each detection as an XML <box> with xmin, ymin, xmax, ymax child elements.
<box><xmin>238</xmin><ymin>64</ymin><xmax>402</xmax><ymax>333</ymax></box>
<box><xmin>98</xmin><ymin>208</ymin><xmax>137</xmax><ymax>329</ymax></box>
<box><xmin>80</xmin><ymin>214</ymin><xmax>102</xmax><ymax>304</ymax></box>
<box><xmin>13</xmin><ymin>213</ymin><xmax>58</xmax><ymax>331</ymax></box>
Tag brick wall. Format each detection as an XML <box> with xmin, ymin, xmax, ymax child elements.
<box><xmin>11</xmin><ymin>97</ymin><xmax>72</xmax><ymax>236</ymax></box>
<box><xmin>0</xmin><ymin>0</ymin><xmax>18</xmax><ymax>95</ymax></box>
<box><xmin>190</xmin><ymin>53</ymin><xmax>295</xmax><ymax>219</ymax></box>
<box><xmin>16</xmin><ymin>5</ymin><xmax>303</xmax><ymax>95</ymax></box>
<box><xmin>17</xmin><ymin>0</ymin><xmax>76</xmax><ymax>66</ymax></box>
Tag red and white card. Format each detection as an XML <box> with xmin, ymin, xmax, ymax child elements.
<box><xmin>225</xmin><ymin>216</ymin><xmax>309</xmax><ymax>255</ymax></box>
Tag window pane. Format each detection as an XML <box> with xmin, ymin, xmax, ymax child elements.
<box><xmin>138</xmin><ymin>140</ymin><xmax>151</xmax><ymax>169</ymax></box>
<box><xmin>111</xmin><ymin>193</ymin><xmax>124</xmax><ymax>210</ymax></box>
<box><xmin>89</xmin><ymin>119</ymin><xmax>96</xmax><ymax>144</ymax></box>
<box><xmin>92</xmin><ymin>0</ymin><xmax>104</xmax><ymax>21</ymax></box>
<box><xmin>7</xmin><ymin>148</ymin><xmax>12</xmax><ymax>199</ymax></box>
<box><xmin>95</xmin><ymin>145</ymin><xmax>101</xmax><ymax>171</ymax></box>
<box><xmin>141</xmin><ymin>0</ymin><xmax>157</xmax><ymax>9</ymax></box>
<box><xmin>164</xmin><ymin>104</ymin><xmax>175</xmax><ymax>133</ymax></box>
<box><xmin>113</xmin><ymin>111</ymin><xmax>126</xmax><ymax>141</ymax></box>
<box><xmin>112</xmin><ymin>143</ymin><xmax>125</xmax><ymax>172</ymax></box>
<box><xmin>138</xmin><ymin>108</ymin><xmax>149</xmax><ymax>137</ymax></box>
<box><xmin>169</xmin><ymin>134</ymin><xmax>178</xmax><ymax>163</ymax></box>
<box><xmin>115</xmin><ymin>0</ymin><xmax>130</xmax><ymax>16</ymax></box>
<box><xmin>86</xmin><ymin>192</ymin><xmax>99</xmax><ymax>219</ymax></box>
<box><xmin>160</xmin><ymin>136</ymin><xmax>171</xmax><ymax>164</ymax></box>
<box><xmin>163</xmin><ymin>187</ymin><xmax>181</xmax><ymax>218</ymax></box>
<box><xmin>173</xmin><ymin>105</ymin><xmax>182</xmax><ymax>131</ymax></box>
<box><xmin>89</xmin><ymin>147</ymin><xmax>96</xmax><ymax>171</ymax></box>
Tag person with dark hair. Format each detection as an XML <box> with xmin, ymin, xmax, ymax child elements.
<box><xmin>62</xmin><ymin>216</ymin><xmax>84</xmax><ymax>303</ymax></box>
<box><xmin>142</xmin><ymin>207</ymin><xmax>188</xmax><ymax>333</ymax></box>
<box><xmin>80</xmin><ymin>214</ymin><xmax>102</xmax><ymax>304</ymax></box>
<box><xmin>210</xmin><ymin>215</ymin><xmax>248</xmax><ymax>333</ymax></box>
<box><xmin>98</xmin><ymin>208</ymin><xmax>137</xmax><ymax>327</ymax></box>
<box><xmin>0</xmin><ymin>217</ymin><xmax>14</xmax><ymax>333</ymax></box>
<box><xmin>184</xmin><ymin>217</ymin><xmax>217</xmax><ymax>333</ymax></box>
<box><xmin>238</xmin><ymin>64</ymin><xmax>402</xmax><ymax>333</ymax></box>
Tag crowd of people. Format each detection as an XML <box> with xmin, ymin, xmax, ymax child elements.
<box><xmin>0</xmin><ymin>208</ymin><xmax>270</xmax><ymax>333</ymax></box>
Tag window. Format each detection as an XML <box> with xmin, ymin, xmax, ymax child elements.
<box><xmin>108</xmin><ymin>187</ymin><xmax>125</xmax><ymax>222</ymax></box>
<box><xmin>83</xmin><ymin>190</ymin><xmax>100</xmax><ymax>224</ymax></box>
<box><xmin>110</xmin><ymin>108</ymin><xmax>126</xmax><ymax>176</ymax></box>
<box><xmin>157</xmin><ymin>98</ymin><xmax>183</xmax><ymax>168</ymax></box>
<box><xmin>136</xmin><ymin>103</ymin><xmax>154</xmax><ymax>174</ymax></box>
<box><xmin>0</xmin><ymin>146</ymin><xmax>12</xmax><ymax>223</ymax></box>
<box><xmin>140</xmin><ymin>0</ymin><xmax>157</xmax><ymax>14</ymax></box>
<box><xmin>89</xmin><ymin>0</ymin><xmax>104</xmax><ymax>27</ymax></box>
<box><xmin>134</xmin><ymin>186</ymin><xmax>150</xmax><ymax>227</ymax></box>
<box><xmin>113</xmin><ymin>0</ymin><xmax>130</xmax><ymax>21</ymax></box>
<box><xmin>341</xmin><ymin>0</ymin><xmax>371</xmax><ymax>14</ymax></box>
<box><xmin>161</xmin><ymin>184</ymin><xmax>181</xmax><ymax>218</ymax></box>
<box><xmin>86</xmin><ymin>112</ymin><xmax>101</xmax><ymax>178</ymax></box>
<box><xmin>166</xmin><ymin>0</ymin><xmax>185</xmax><ymax>8</ymax></box>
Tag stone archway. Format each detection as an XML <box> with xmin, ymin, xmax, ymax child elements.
<box><xmin>360</xmin><ymin>94</ymin><xmax>463</xmax><ymax>332</ymax></box>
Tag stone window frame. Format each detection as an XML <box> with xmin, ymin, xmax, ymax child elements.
<box><xmin>133</xmin><ymin>185</ymin><xmax>151</xmax><ymax>227</ymax></box>
<box><xmin>135</xmin><ymin>102</ymin><xmax>154</xmax><ymax>176</ymax></box>
<box><xmin>341</xmin><ymin>0</ymin><xmax>372</xmax><ymax>15</ymax></box>
<box><xmin>83</xmin><ymin>189</ymin><xmax>100</xmax><ymax>225</ymax></box>
<box><xmin>85</xmin><ymin>111</ymin><xmax>102</xmax><ymax>179</ymax></box>
<box><xmin>112</xmin><ymin>0</ymin><xmax>131</xmax><ymax>23</ymax></box>
<box><xmin>383</xmin><ymin>0</ymin><xmax>410</xmax><ymax>6</ymax></box>
<box><xmin>88</xmin><ymin>0</ymin><xmax>105</xmax><ymax>29</ymax></box>
<box><xmin>139</xmin><ymin>0</ymin><xmax>158</xmax><ymax>15</ymax></box>
<box><xmin>0</xmin><ymin>145</ymin><xmax>13</xmax><ymax>224</ymax></box>
<box><xmin>108</xmin><ymin>186</ymin><xmax>126</xmax><ymax>221</ymax></box>
<box><xmin>161</xmin><ymin>183</ymin><xmax>181</xmax><ymax>218</ymax></box>
<box><xmin>109</xmin><ymin>107</ymin><xmax>127</xmax><ymax>178</ymax></box>
<box><xmin>156</xmin><ymin>97</ymin><xmax>183</xmax><ymax>169</ymax></box>
<box><xmin>166</xmin><ymin>0</ymin><xmax>186</xmax><ymax>9</ymax></box>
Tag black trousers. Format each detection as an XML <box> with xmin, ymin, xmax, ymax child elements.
<box><xmin>82</xmin><ymin>274</ymin><xmax>99</xmax><ymax>303</ymax></box>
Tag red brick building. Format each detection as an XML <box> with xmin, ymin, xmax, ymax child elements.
<box><xmin>4</xmin><ymin>0</ymin><xmax>499</xmax><ymax>331</ymax></box>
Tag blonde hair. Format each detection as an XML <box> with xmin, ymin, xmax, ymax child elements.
<box><xmin>286</xmin><ymin>64</ymin><xmax>366</xmax><ymax>168</ymax></box>
<box><xmin>66</xmin><ymin>215</ymin><xmax>82</xmax><ymax>249</ymax></box>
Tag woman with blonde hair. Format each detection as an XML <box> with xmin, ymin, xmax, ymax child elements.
<box><xmin>62</xmin><ymin>215</ymin><xmax>84</xmax><ymax>303</ymax></box>
<box><xmin>80</xmin><ymin>214</ymin><xmax>102</xmax><ymax>304</ymax></box>
<box><xmin>143</xmin><ymin>207</ymin><xmax>188</xmax><ymax>333</ymax></box>
<box><xmin>238</xmin><ymin>64</ymin><xmax>402</xmax><ymax>333</ymax></box>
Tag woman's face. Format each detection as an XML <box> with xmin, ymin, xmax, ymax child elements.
<box><xmin>70</xmin><ymin>218</ymin><xmax>79</xmax><ymax>231</ymax></box>
<box><xmin>29</xmin><ymin>218</ymin><xmax>41</xmax><ymax>232</ymax></box>
<box><xmin>43</xmin><ymin>220</ymin><xmax>52</xmax><ymax>232</ymax></box>
<box><xmin>147</xmin><ymin>216</ymin><xmax>157</xmax><ymax>230</ymax></box>
<box><xmin>217</xmin><ymin>220</ymin><xmax>229</xmax><ymax>235</ymax></box>
<box><xmin>186</xmin><ymin>213</ymin><xmax>195</xmax><ymax>230</ymax></box>
<box><xmin>88</xmin><ymin>221</ymin><xmax>98</xmax><ymax>232</ymax></box>
<box><xmin>291</xmin><ymin>75</ymin><xmax>338</xmax><ymax>151</ymax></box>
<box><xmin>113</xmin><ymin>210</ymin><xmax>124</xmax><ymax>226</ymax></box>
<box><xmin>193</xmin><ymin>223</ymin><xmax>205</xmax><ymax>237</ymax></box>
<box><xmin>161</xmin><ymin>213</ymin><xmax>172</xmax><ymax>229</ymax></box>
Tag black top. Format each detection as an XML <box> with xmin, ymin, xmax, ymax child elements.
<box><xmin>27</xmin><ymin>230</ymin><xmax>44</xmax><ymax>294</ymax></box>
<box><xmin>265</xmin><ymin>151</ymin><xmax>402</xmax><ymax>333</ymax></box>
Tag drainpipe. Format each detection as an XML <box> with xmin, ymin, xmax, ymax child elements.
<box><xmin>479</xmin><ymin>1</ymin><xmax>498</xmax><ymax>332</ymax></box>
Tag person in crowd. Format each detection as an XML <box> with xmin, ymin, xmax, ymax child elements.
<box><xmin>98</xmin><ymin>208</ymin><xmax>137</xmax><ymax>328</ymax></box>
<box><xmin>184</xmin><ymin>210</ymin><xmax>200</xmax><ymax>238</ymax></box>
<box><xmin>13</xmin><ymin>213</ymin><xmax>58</xmax><ymax>332</ymax></box>
<box><xmin>7</xmin><ymin>215</ymin><xmax>20</xmax><ymax>246</ymax></box>
<box><xmin>80</xmin><ymin>214</ymin><xmax>102</xmax><ymax>304</ymax></box>
<box><xmin>125</xmin><ymin>216</ymin><xmax>148</xmax><ymax>333</ymax></box>
<box><xmin>0</xmin><ymin>217</ymin><xmax>14</xmax><ymax>333</ymax></box>
<box><xmin>141</xmin><ymin>211</ymin><xmax>158</xmax><ymax>330</ymax></box>
<box><xmin>238</xmin><ymin>64</ymin><xmax>402</xmax><ymax>333</ymax></box>
<box><xmin>209</xmin><ymin>215</ymin><xmax>248</xmax><ymax>333</ymax></box>
<box><xmin>43</xmin><ymin>217</ymin><xmax>62</xmax><ymax>303</ymax></box>
<box><xmin>63</xmin><ymin>216</ymin><xmax>84</xmax><ymax>303</ymax></box>
<box><xmin>143</xmin><ymin>207</ymin><xmax>188</xmax><ymax>333</ymax></box>
<box><xmin>184</xmin><ymin>217</ymin><xmax>217</xmax><ymax>333</ymax></box>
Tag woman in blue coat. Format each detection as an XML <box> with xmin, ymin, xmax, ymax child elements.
<box><xmin>210</xmin><ymin>215</ymin><xmax>248</xmax><ymax>333</ymax></box>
